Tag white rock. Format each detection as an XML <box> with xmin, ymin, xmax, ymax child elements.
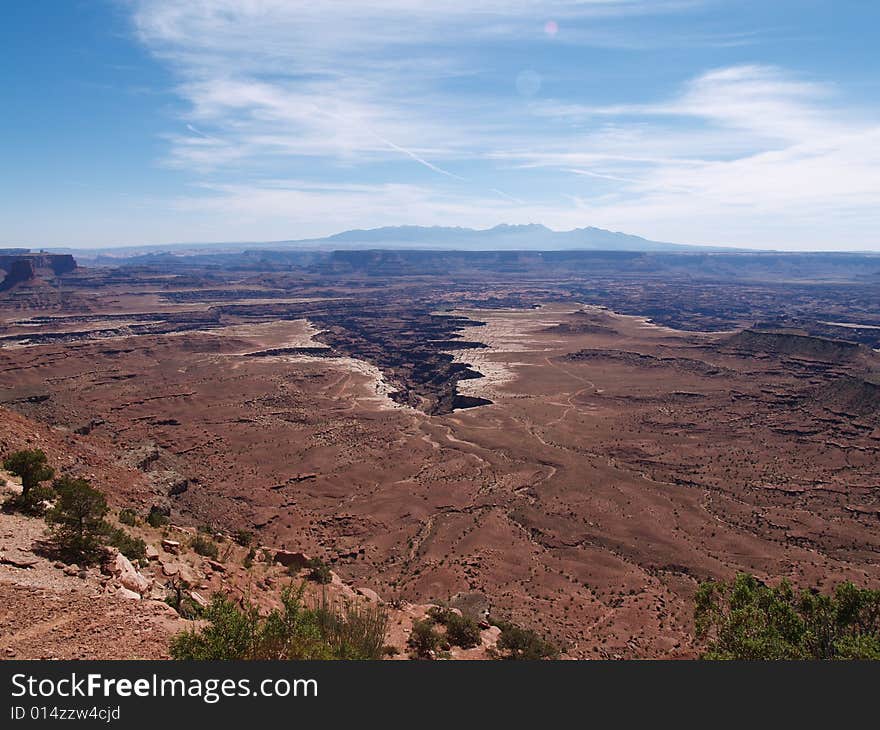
<box><xmin>356</xmin><ymin>587</ymin><xmax>382</xmax><ymax>603</ymax></box>
<box><xmin>162</xmin><ymin>539</ymin><xmax>180</xmax><ymax>555</ymax></box>
<box><xmin>115</xmin><ymin>553</ymin><xmax>150</xmax><ymax>594</ymax></box>
<box><xmin>480</xmin><ymin>625</ymin><xmax>502</xmax><ymax>649</ymax></box>
<box><xmin>115</xmin><ymin>586</ymin><xmax>141</xmax><ymax>600</ymax></box>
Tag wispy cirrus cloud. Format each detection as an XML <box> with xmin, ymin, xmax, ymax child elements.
<box><xmin>133</xmin><ymin>0</ymin><xmax>712</xmax><ymax>172</ymax></box>
<box><xmin>515</xmin><ymin>64</ymin><xmax>880</xmax><ymax>244</ymax></box>
<box><xmin>129</xmin><ymin>1</ymin><xmax>880</xmax><ymax>249</ymax></box>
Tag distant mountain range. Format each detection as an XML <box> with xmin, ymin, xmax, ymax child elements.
<box><xmin>292</xmin><ymin>224</ymin><xmax>702</xmax><ymax>252</ymax></box>
<box><xmin>63</xmin><ymin>224</ymin><xmax>724</xmax><ymax>260</ymax></box>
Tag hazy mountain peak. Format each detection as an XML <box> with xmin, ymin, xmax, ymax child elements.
<box><xmin>300</xmin><ymin>224</ymin><xmax>697</xmax><ymax>251</ymax></box>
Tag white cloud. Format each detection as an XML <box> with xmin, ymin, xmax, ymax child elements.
<box><xmin>128</xmin><ymin>1</ymin><xmax>880</xmax><ymax>249</ymax></box>
<box><xmin>501</xmin><ymin>65</ymin><xmax>880</xmax><ymax>247</ymax></box>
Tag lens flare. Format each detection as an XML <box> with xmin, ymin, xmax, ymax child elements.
<box><xmin>515</xmin><ymin>69</ymin><xmax>542</xmax><ymax>97</ymax></box>
<box><xmin>544</xmin><ymin>20</ymin><xmax>559</xmax><ymax>37</ymax></box>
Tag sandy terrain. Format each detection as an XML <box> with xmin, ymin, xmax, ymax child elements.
<box><xmin>1</xmin><ymin>269</ymin><xmax>879</xmax><ymax>658</ymax></box>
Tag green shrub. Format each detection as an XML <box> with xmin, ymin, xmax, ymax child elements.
<box><xmin>107</xmin><ymin>527</ymin><xmax>147</xmax><ymax>561</ymax></box>
<box><xmin>169</xmin><ymin>583</ymin><xmax>388</xmax><ymax>660</ymax></box>
<box><xmin>695</xmin><ymin>573</ymin><xmax>880</xmax><ymax>660</ymax></box>
<box><xmin>191</xmin><ymin>534</ymin><xmax>219</xmax><ymax>559</ymax></box>
<box><xmin>145</xmin><ymin>506</ymin><xmax>169</xmax><ymax>528</ymax></box>
<box><xmin>118</xmin><ymin>508</ymin><xmax>137</xmax><ymax>526</ymax></box>
<box><xmin>2</xmin><ymin>449</ymin><xmax>54</xmax><ymax>514</ymax></box>
<box><xmin>234</xmin><ymin>529</ymin><xmax>254</xmax><ymax>547</ymax></box>
<box><xmin>307</xmin><ymin>557</ymin><xmax>332</xmax><ymax>585</ymax></box>
<box><xmin>315</xmin><ymin>594</ymin><xmax>389</xmax><ymax>660</ymax></box>
<box><xmin>427</xmin><ymin>606</ymin><xmax>481</xmax><ymax>649</ymax></box>
<box><xmin>45</xmin><ymin>476</ymin><xmax>110</xmax><ymax>564</ymax></box>
<box><xmin>243</xmin><ymin>548</ymin><xmax>256</xmax><ymax>569</ymax></box>
<box><xmin>164</xmin><ymin>574</ymin><xmax>202</xmax><ymax>619</ymax></box>
<box><xmin>171</xmin><ymin>595</ymin><xmax>260</xmax><ymax>659</ymax></box>
<box><xmin>491</xmin><ymin>618</ymin><xmax>558</xmax><ymax>660</ymax></box>
<box><xmin>408</xmin><ymin>618</ymin><xmax>441</xmax><ymax>658</ymax></box>
<box><xmin>445</xmin><ymin>612</ymin><xmax>481</xmax><ymax>649</ymax></box>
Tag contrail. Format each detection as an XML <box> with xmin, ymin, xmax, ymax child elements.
<box><xmin>309</xmin><ymin>101</ymin><xmax>467</xmax><ymax>181</ymax></box>
<box><xmin>491</xmin><ymin>188</ymin><xmax>524</xmax><ymax>204</ymax></box>
<box><xmin>371</xmin><ymin>132</ymin><xmax>468</xmax><ymax>181</ymax></box>
<box><xmin>567</xmin><ymin>167</ymin><xmax>639</xmax><ymax>184</ymax></box>
<box><xmin>186</xmin><ymin>123</ymin><xmax>213</xmax><ymax>139</ymax></box>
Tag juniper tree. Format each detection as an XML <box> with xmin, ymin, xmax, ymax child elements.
<box><xmin>2</xmin><ymin>449</ymin><xmax>55</xmax><ymax>513</ymax></box>
<box><xmin>45</xmin><ymin>476</ymin><xmax>110</xmax><ymax>563</ymax></box>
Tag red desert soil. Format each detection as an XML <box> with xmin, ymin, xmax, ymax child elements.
<box><xmin>2</xmin><ymin>275</ymin><xmax>880</xmax><ymax>659</ymax></box>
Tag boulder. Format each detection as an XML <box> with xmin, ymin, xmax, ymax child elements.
<box><xmin>0</xmin><ymin>549</ymin><xmax>39</xmax><ymax>569</ymax></box>
<box><xmin>273</xmin><ymin>549</ymin><xmax>311</xmax><ymax>569</ymax></box>
<box><xmin>115</xmin><ymin>553</ymin><xmax>150</xmax><ymax>595</ymax></box>
<box><xmin>189</xmin><ymin>590</ymin><xmax>209</xmax><ymax>609</ymax></box>
<box><xmin>161</xmin><ymin>539</ymin><xmax>180</xmax><ymax>555</ymax></box>
<box><xmin>480</xmin><ymin>625</ymin><xmax>502</xmax><ymax>649</ymax></box>
<box><xmin>161</xmin><ymin>561</ymin><xmax>180</xmax><ymax>577</ymax></box>
<box><xmin>179</xmin><ymin>566</ymin><xmax>199</xmax><ymax>585</ymax></box>
<box><xmin>115</xmin><ymin>586</ymin><xmax>141</xmax><ymax>601</ymax></box>
<box><xmin>161</xmin><ymin>561</ymin><xmax>198</xmax><ymax>585</ymax></box>
<box><xmin>145</xmin><ymin>545</ymin><xmax>160</xmax><ymax>560</ymax></box>
<box><xmin>330</xmin><ymin>572</ymin><xmax>357</xmax><ymax>599</ymax></box>
<box><xmin>356</xmin><ymin>587</ymin><xmax>382</xmax><ymax>603</ymax></box>
<box><xmin>206</xmin><ymin>559</ymin><xmax>226</xmax><ymax>572</ymax></box>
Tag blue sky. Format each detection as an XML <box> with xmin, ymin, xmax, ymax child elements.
<box><xmin>2</xmin><ymin>0</ymin><xmax>879</xmax><ymax>250</ymax></box>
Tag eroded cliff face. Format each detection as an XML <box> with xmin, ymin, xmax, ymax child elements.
<box><xmin>0</xmin><ymin>260</ymin><xmax>36</xmax><ymax>290</ymax></box>
<box><xmin>0</xmin><ymin>253</ymin><xmax>76</xmax><ymax>290</ymax></box>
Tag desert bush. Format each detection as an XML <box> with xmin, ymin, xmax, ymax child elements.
<box><xmin>169</xmin><ymin>583</ymin><xmax>387</xmax><ymax>660</ymax></box>
<box><xmin>444</xmin><ymin>612</ymin><xmax>481</xmax><ymax>649</ymax></box>
<box><xmin>171</xmin><ymin>594</ymin><xmax>260</xmax><ymax>659</ymax></box>
<box><xmin>191</xmin><ymin>533</ymin><xmax>219</xmax><ymax>559</ymax></box>
<box><xmin>164</xmin><ymin>574</ymin><xmax>202</xmax><ymax>619</ymax></box>
<box><xmin>107</xmin><ymin>527</ymin><xmax>147</xmax><ymax>561</ymax></box>
<box><xmin>408</xmin><ymin>618</ymin><xmax>441</xmax><ymax>658</ymax></box>
<box><xmin>427</xmin><ymin>606</ymin><xmax>481</xmax><ymax>649</ymax></box>
<box><xmin>491</xmin><ymin>617</ymin><xmax>558</xmax><ymax>660</ymax></box>
<box><xmin>315</xmin><ymin>593</ymin><xmax>389</xmax><ymax>660</ymax></box>
<box><xmin>45</xmin><ymin>476</ymin><xmax>110</xmax><ymax>564</ymax></box>
<box><xmin>145</xmin><ymin>506</ymin><xmax>169</xmax><ymax>528</ymax></box>
<box><xmin>307</xmin><ymin>557</ymin><xmax>332</xmax><ymax>585</ymax></box>
<box><xmin>234</xmin><ymin>529</ymin><xmax>254</xmax><ymax>547</ymax></box>
<box><xmin>694</xmin><ymin>573</ymin><xmax>880</xmax><ymax>660</ymax></box>
<box><xmin>118</xmin><ymin>508</ymin><xmax>137</xmax><ymax>526</ymax></box>
<box><xmin>2</xmin><ymin>449</ymin><xmax>55</xmax><ymax>515</ymax></box>
<box><xmin>243</xmin><ymin>548</ymin><xmax>256</xmax><ymax>569</ymax></box>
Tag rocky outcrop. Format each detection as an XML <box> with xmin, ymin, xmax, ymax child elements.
<box><xmin>812</xmin><ymin>376</ymin><xmax>880</xmax><ymax>417</ymax></box>
<box><xmin>723</xmin><ymin>329</ymin><xmax>863</xmax><ymax>363</ymax></box>
<box><xmin>0</xmin><ymin>259</ymin><xmax>35</xmax><ymax>290</ymax></box>
<box><xmin>273</xmin><ymin>549</ymin><xmax>311</xmax><ymax>569</ymax></box>
<box><xmin>111</xmin><ymin>552</ymin><xmax>151</xmax><ymax>595</ymax></box>
<box><xmin>0</xmin><ymin>253</ymin><xmax>76</xmax><ymax>290</ymax></box>
<box><xmin>0</xmin><ymin>548</ymin><xmax>39</xmax><ymax>569</ymax></box>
